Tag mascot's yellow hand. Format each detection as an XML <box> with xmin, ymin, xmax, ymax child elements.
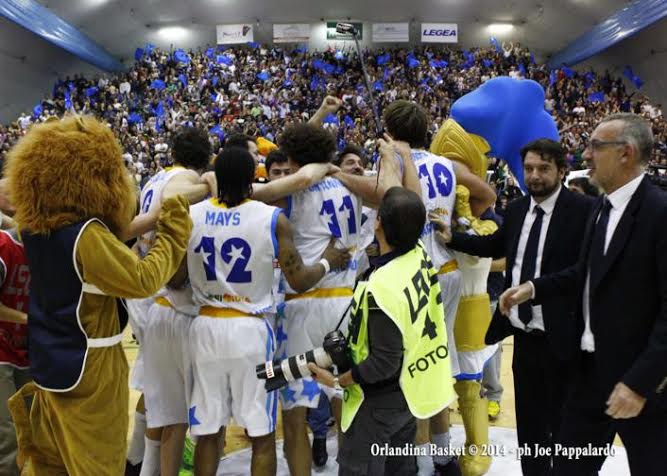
<box><xmin>157</xmin><ymin>196</ymin><xmax>192</xmax><ymax>237</ymax></box>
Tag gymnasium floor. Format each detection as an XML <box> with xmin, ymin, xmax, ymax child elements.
<box><xmin>123</xmin><ymin>330</ymin><xmax>630</xmax><ymax>475</ymax></box>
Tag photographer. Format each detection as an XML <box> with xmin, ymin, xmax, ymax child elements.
<box><xmin>309</xmin><ymin>187</ymin><xmax>455</xmax><ymax>476</ymax></box>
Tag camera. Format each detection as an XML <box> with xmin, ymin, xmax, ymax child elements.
<box><xmin>256</xmin><ymin>330</ymin><xmax>350</xmax><ymax>391</ymax></box>
<box><xmin>336</xmin><ymin>22</ymin><xmax>358</xmax><ymax>37</ymax></box>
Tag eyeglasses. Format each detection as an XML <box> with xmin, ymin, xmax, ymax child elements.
<box><xmin>584</xmin><ymin>139</ymin><xmax>627</xmax><ymax>152</ymax></box>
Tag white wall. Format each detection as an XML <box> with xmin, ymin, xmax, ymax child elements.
<box><xmin>0</xmin><ymin>16</ymin><xmax>103</xmax><ymax>123</ymax></box>
<box><xmin>578</xmin><ymin>17</ymin><xmax>667</xmax><ymax>109</ymax></box>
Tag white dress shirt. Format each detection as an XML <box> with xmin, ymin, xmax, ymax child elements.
<box><xmin>510</xmin><ymin>186</ymin><xmax>562</xmax><ymax>332</ymax></box>
<box><xmin>581</xmin><ymin>174</ymin><xmax>645</xmax><ymax>352</ymax></box>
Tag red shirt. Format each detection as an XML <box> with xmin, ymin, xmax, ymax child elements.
<box><xmin>0</xmin><ymin>230</ymin><xmax>30</xmax><ymax>368</ymax></box>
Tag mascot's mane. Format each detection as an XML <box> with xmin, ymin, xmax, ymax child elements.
<box><xmin>4</xmin><ymin>115</ymin><xmax>135</xmax><ymax>235</ymax></box>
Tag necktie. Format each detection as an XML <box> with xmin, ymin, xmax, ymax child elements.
<box><xmin>588</xmin><ymin>197</ymin><xmax>612</xmax><ymax>286</ymax></box>
<box><xmin>518</xmin><ymin>206</ymin><xmax>545</xmax><ymax>325</ymax></box>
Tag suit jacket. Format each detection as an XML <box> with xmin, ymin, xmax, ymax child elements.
<box><xmin>449</xmin><ymin>187</ymin><xmax>594</xmax><ymax>362</ymax></box>
<box><xmin>533</xmin><ymin>177</ymin><xmax>667</xmax><ymax>407</ymax></box>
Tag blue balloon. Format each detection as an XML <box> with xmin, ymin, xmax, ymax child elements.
<box><xmin>450</xmin><ymin>76</ymin><xmax>559</xmax><ymax>191</ymax></box>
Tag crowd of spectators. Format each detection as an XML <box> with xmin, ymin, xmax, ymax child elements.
<box><xmin>1</xmin><ymin>41</ymin><xmax>666</xmax><ymax>199</ymax></box>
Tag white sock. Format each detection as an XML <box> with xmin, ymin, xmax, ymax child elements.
<box><xmin>416</xmin><ymin>443</ymin><xmax>434</xmax><ymax>476</ymax></box>
<box><xmin>139</xmin><ymin>437</ymin><xmax>161</xmax><ymax>476</ymax></box>
<box><xmin>126</xmin><ymin>412</ymin><xmax>146</xmax><ymax>465</ymax></box>
<box><xmin>432</xmin><ymin>431</ymin><xmax>453</xmax><ymax>466</ymax></box>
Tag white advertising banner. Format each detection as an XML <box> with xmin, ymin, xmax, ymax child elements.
<box><xmin>421</xmin><ymin>23</ymin><xmax>458</xmax><ymax>43</ymax></box>
<box><xmin>216</xmin><ymin>24</ymin><xmax>254</xmax><ymax>44</ymax></box>
<box><xmin>372</xmin><ymin>23</ymin><xmax>409</xmax><ymax>42</ymax></box>
<box><xmin>273</xmin><ymin>24</ymin><xmax>311</xmax><ymax>43</ymax></box>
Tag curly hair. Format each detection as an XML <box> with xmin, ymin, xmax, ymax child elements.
<box><xmin>278</xmin><ymin>123</ymin><xmax>336</xmax><ymax>166</ymax></box>
<box><xmin>4</xmin><ymin>115</ymin><xmax>136</xmax><ymax>235</ymax></box>
<box><xmin>171</xmin><ymin>127</ymin><xmax>212</xmax><ymax>170</ymax></box>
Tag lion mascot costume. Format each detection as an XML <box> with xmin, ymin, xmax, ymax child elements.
<box><xmin>3</xmin><ymin>115</ymin><xmax>192</xmax><ymax>476</ymax></box>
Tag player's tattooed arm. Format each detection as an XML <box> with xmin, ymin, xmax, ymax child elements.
<box><xmin>276</xmin><ymin>213</ymin><xmax>351</xmax><ymax>292</ymax></box>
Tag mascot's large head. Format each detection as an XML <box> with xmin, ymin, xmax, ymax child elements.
<box><xmin>431</xmin><ymin>76</ymin><xmax>559</xmax><ymax>190</ymax></box>
<box><xmin>4</xmin><ymin>115</ymin><xmax>136</xmax><ymax>235</ymax></box>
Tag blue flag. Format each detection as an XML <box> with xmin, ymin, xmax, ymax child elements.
<box><xmin>32</xmin><ymin>103</ymin><xmax>43</xmax><ymax>118</ymax></box>
<box><xmin>178</xmin><ymin>74</ymin><xmax>188</xmax><ymax>88</ymax></box>
<box><xmin>85</xmin><ymin>86</ymin><xmax>99</xmax><ymax>97</ymax></box>
<box><xmin>344</xmin><ymin>115</ymin><xmax>355</xmax><ymax>128</ymax></box>
<box><xmin>128</xmin><ymin>112</ymin><xmax>143</xmax><ymax>125</ymax></box>
<box><xmin>294</xmin><ymin>45</ymin><xmax>308</xmax><ymax>54</ymax></box>
<box><xmin>248</xmin><ymin>42</ymin><xmax>260</xmax><ymax>49</ymax></box>
<box><xmin>216</xmin><ymin>55</ymin><xmax>233</xmax><ymax>66</ymax></box>
<box><xmin>518</xmin><ymin>63</ymin><xmax>526</xmax><ymax>76</ymax></box>
<box><xmin>210</xmin><ymin>124</ymin><xmax>225</xmax><ymax>141</ymax></box>
<box><xmin>134</xmin><ymin>48</ymin><xmax>144</xmax><ymax>61</ymax></box>
<box><xmin>562</xmin><ymin>66</ymin><xmax>574</xmax><ymax>78</ymax></box>
<box><xmin>549</xmin><ymin>70</ymin><xmax>558</xmax><ymax>86</ymax></box>
<box><xmin>153</xmin><ymin>101</ymin><xmax>165</xmax><ymax>118</ymax></box>
<box><xmin>150</xmin><ymin>79</ymin><xmax>166</xmax><ymax>90</ymax></box>
<box><xmin>483</xmin><ymin>59</ymin><xmax>494</xmax><ymax>68</ymax></box>
<box><xmin>407</xmin><ymin>55</ymin><xmax>419</xmax><ymax>68</ymax></box>
<box><xmin>337</xmin><ymin>135</ymin><xmax>346</xmax><ymax>151</ymax></box>
<box><xmin>623</xmin><ymin>66</ymin><xmax>644</xmax><ymax>89</ymax></box>
<box><xmin>377</xmin><ymin>53</ymin><xmax>390</xmax><ymax>66</ymax></box>
<box><xmin>212</xmin><ymin>76</ymin><xmax>219</xmax><ymax>86</ymax></box>
<box><xmin>429</xmin><ymin>59</ymin><xmax>447</xmax><ymax>68</ymax></box>
<box><xmin>334</xmin><ymin>65</ymin><xmax>345</xmax><ymax>75</ymax></box>
<box><xmin>584</xmin><ymin>71</ymin><xmax>595</xmax><ymax>88</ymax></box>
<box><xmin>373</xmin><ymin>80</ymin><xmax>384</xmax><ymax>91</ymax></box>
<box><xmin>206</xmin><ymin>47</ymin><xmax>215</xmax><ymax>59</ymax></box>
<box><xmin>174</xmin><ymin>49</ymin><xmax>190</xmax><ymax>64</ymax></box>
<box><xmin>588</xmin><ymin>91</ymin><xmax>605</xmax><ymax>103</ymax></box>
<box><xmin>384</xmin><ymin>67</ymin><xmax>391</xmax><ymax>80</ymax></box>
<box><xmin>257</xmin><ymin>71</ymin><xmax>270</xmax><ymax>81</ymax></box>
<box><xmin>144</xmin><ymin>44</ymin><xmax>155</xmax><ymax>55</ymax></box>
<box><xmin>490</xmin><ymin>37</ymin><xmax>502</xmax><ymax>53</ymax></box>
<box><xmin>64</xmin><ymin>91</ymin><xmax>72</xmax><ymax>110</ymax></box>
<box><xmin>323</xmin><ymin>113</ymin><xmax>339</xmax><ymax>125</ymax></box>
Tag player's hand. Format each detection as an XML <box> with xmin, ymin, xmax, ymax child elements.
<box><xmin>319</xmin><ymin>95</ymin><xmax>342</xmax><ymax>115</ymax></box>
<box><xmin>386</xmin><ymin>133</ymin><xmax>411</xmax><ymax>161</ymax></box>
<box><xmin>377</xmin><ymin>137</ymin><xmax>394</xmax><ymax>160</ymax></box>
<box><xmin>322</xmin><ymin>237</ymin><xmax>351</xmax><ymax>271</ymax></box>
<box><xmin>429</xmin><ymin>212</ymin><xmax>452</xmax><ymax>245</ymax></box>
<box><xmin>498</xmin><ymin>282</ymin><xmax>533</xmax><ymax>316</ymax></box>
<box><xmin>365</xmin><ymin>243</ymin><xmax>379</xmax><ymax>258</ymax></box>
<box><xmin>301</xmin><ymin>163</ymin><xmax>340</xmax><ymax>184</ymax></box>
<box><xmin>307</xmin><ymin>363</ymin><xmax>336</xmax><ymax>388</ymax></box>
<box><xmin>606</xmin><ymin>382</ymin><xmax>647</xmax><ymax>419</ymax></box>
<box><xmin>200</xmin><ymin>171</ymin><xmax>217</xmax><ymax>198</ymax></box>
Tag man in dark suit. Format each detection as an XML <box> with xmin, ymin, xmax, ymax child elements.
<box><xmin>435</xmin><ymin>138</ymin><xmax>594</xmax><ymax>475</ymax></box>
<box><xmin>501</xmin><ymin>113</ymin><xmax>667</xmax><ymax>475</ymax></box>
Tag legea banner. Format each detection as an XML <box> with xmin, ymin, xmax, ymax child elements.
<box><xmin>273</xmin><ymin>24</ymin><xmax>311</xmax><ymax>43</ymax></box>
<box><xmin>217</xmin><ymin>24</ymin><xmax>254</xmax><ymax>44</ymax></box>
<box><xmin>372</xmin><ymin>23</ymin><xmax>409</xmax><ymax>42</ymax></box>
<box><xmin>421</xmin><ymin>23</ymin><xmax>458</xmax><ymax>43</ymax></box>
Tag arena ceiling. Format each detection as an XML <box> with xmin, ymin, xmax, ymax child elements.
<box><xmin>35</xmin><ymin>0</ymin><xmax>632</xmax><ymax>60</ymax></box>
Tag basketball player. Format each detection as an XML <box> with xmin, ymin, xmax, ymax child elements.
<box><xmin>335</xmin><ymin>101</ymin><xmax>495</xmax><ymax>475</ymax></box>
<box><xmin>0</xmin><ymin>228</ymin><xmax>30</xmax><ymax>476</ymax></box>
<box><xmin>127</xmin><ymin>127</ymin><xmax>214</xmax><ymax>476</ymax></box>
<box><xmin>185</xmin><ymin>147</ymin><xmax>351</xmax><ymax>476</ymax></box>
<box><xmin>275</xmin><ymin>120</ymin><xmax>414</xmax><ymax>476</ymax></box>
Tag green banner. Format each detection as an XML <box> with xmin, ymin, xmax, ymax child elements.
<box><xmin>326</xmin><ymin>22</ymin><xmax>363</xmax><ymax>40</ymax></box>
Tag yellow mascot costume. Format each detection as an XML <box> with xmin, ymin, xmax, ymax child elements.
<box><xmin>431</xmin><ymin>119</ymin><xmax>499</xmax><ymax>476</ymax></box>
<box><xmin>4</xmin><ymin>115</ymin><xmax>192</xmax><ymax>476</ymax></box>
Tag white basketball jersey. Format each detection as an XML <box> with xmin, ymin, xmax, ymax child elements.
<box><xmin>188</xmin><ymin>199</ymin><xmax>281</xmax><ymax>315</ymax></box>
<box><xmin>411</xmin><ymin>149</ymin><xmax>457</xmax><ymax>269</ymax></box>
<box><xmin>137</xmin><ymin>166</ymin><xmax>199</xmax><ymax>315</ymax></box>
<box><xmin>138</xmin><ymin>166</ymin><xmax>197</xmax><ymax>257</ymax></box>
<box><xmin>283</xmin><ymin>177</ymin><xmax>362</xmax><ymax>292</ymax></box>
